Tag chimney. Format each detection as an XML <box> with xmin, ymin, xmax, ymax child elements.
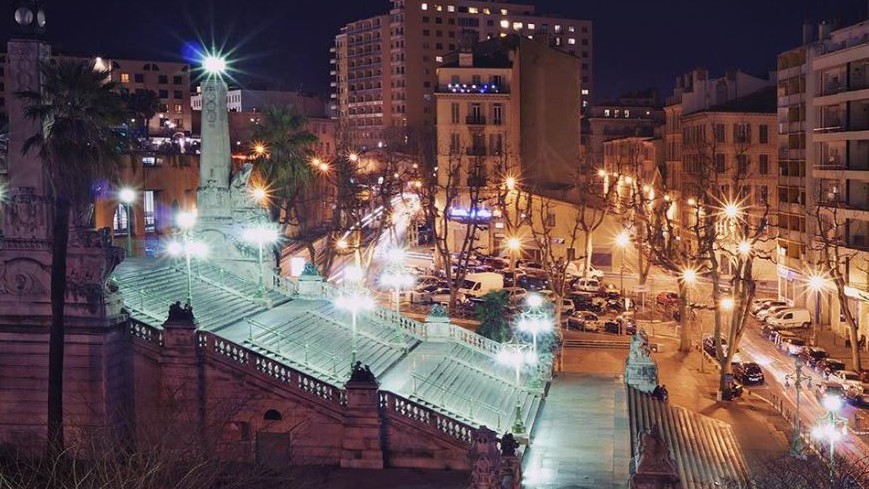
<box><xmin>802</xmin><ymin>21</ymin><xmax>813</xmax><ymax>45</ymax></box>
<box><xmin>819</xmin><ymin>21</ymin><xmax>832</xmax><ymax>41</ymax></box>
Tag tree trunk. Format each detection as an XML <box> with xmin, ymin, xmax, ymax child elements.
<box><xmin>837</xmin><ymin>285</ymin><xmax>863</xmax><ymax>371</ymax></box>
<box><xmin>677</xmin><ymin>280</ymin><xmax>690</xmax><ymax>352</ymax></box>
<box><xmin>48</xmin><ymin>197</ymin><xmax>70</xmax><ymax>455</ymax></box>
<box><xmin>583</xmin><ymin>231</ymin><xmax>593</xmax><ymax>278</ymax></box>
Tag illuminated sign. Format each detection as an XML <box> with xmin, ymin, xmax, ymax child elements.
<box><xmin>448</xmin><ymin>207</ymin><xmax>492</xmax><ymax>221</ymax></box>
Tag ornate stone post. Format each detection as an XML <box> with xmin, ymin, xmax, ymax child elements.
<box><xmin>159</xmin><ymin>303</ymin><xmax>204</xmax><ymax>447</ymax></box>
<box><xmin>297</xmin><ymin>262</ymin><xmax>325</xmax><ymax>298</ymax></box>
<box><xmin>340</xmin><ymin>362</ymin><xmax>384</xmax><ymax>469</ymax></box>
<box><xmin>468</xmin><ymin>426</ymin><xmax>501</xmax><ymax>489</ymax></box>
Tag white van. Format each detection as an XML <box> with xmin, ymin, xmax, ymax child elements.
<box><xmin>458</xmin><ymin>272</ymin><xmax>504</xmax><ymax>298</ymax></box>
<box><xmin>767</xmin><ymin>308</ymin><xmax>811</xmax><ymax>330</ymax></box>
<box><xmin>573</xmin><ymin>278</ymin><xmax>601</xmax><ymax>293</ymax></box>
<box><xmin>565</xmin><ymin>261</ymin><xmax>605</xmax><ymax>279</ymax></box>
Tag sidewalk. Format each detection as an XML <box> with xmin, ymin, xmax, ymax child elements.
<box><xmin>651</xmin><ymin>338</ymin><xmax>791</xmax><ymax>473</ymax></box>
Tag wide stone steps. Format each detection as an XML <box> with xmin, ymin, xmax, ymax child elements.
<box><xmin>627</xmin><ymin>386</ymin><xmax>749</xmax><ymax>488</ymax></box>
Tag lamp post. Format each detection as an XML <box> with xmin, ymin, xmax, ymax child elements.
<box><xmin>812</xmin><ymin>395</ymin><xmax>848</xmax><ymax>484</ymax></box>
<box><xmin>381</xmin><ymin>269</ymin><xmax>415</xmax><ymax>312</ymax></box>
<box><xmin>118</xmin><ymin>188</ymin><xmax>136</xmax><ymax>256</ymax></box>
<box><xmin>497</xmin><ymin>339</ymin><xmax>536</xmax><ymax>434</ymax></box>
<box><xmin>335</xmin><ymin>265</ymin><xmax>374</xmax><ymax>365</ymax></box>
<box><xmin>167</xmin><ymin>212</ymin><xmax>207</xmax><ymax>305</ymax></box>
<box><xmin>517</xmin><ymin>294</ymin><xmax>551</xmax><ymax>353</ymax></box>
<box><xmin>784</xmin><ymin>356</ymin><xmax>811</xmax><ymax>458</ymax></box>
<box><xmin>243</xmin><ymin>225</ymin><xmax>279</xmax><ymax>298</ymax></box>
<box><xmin>506</xmin><ymin>237</ymin><xmax>522</xmax><ymax>281</ymax></box>
<box><xmin>807</xmin><ymin>273</ymin><xmax>826</xmax><ymax>346</ymax></box>
<box><xmin>615</xmin><ymin>231</ymin><xmax>630</xmax><ymax>296</ymax></box>
<box><xmin>681</xmin><ymin>268</ymin><xmax>701</xmax><ymax>371</ymax></box>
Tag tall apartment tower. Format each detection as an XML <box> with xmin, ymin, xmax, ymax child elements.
<box><xmin>777</xmin><ymin>21</ymin><xmax>869</xmax><ymax>339</ymax></box>
<box><xmin>333</xmin><ymin>0</ymin><xmax>592</xmax><ymax>152</ymax></box>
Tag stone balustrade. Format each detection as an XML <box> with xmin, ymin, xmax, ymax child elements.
<box><xmin>379</xmin><ymin>391</ymin><xmax>474</xmax><ymax>445</ymax></box>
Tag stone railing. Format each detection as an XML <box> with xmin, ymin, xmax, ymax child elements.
<box><xmin>448</xmin><ymin>324</ymin><xmax>501</xmax><ymax>358</ymax></box>
<box><xmin>368</xmin><ymin>308</ymin><xmax>428</xmax><ymax>340</ymax></box>
<box><xmin>129</xmin><ymin>320</ymin><xmax>164</xmax><ymax>347</ymax></box>
<box><xmin>272</xmin><ymin>272</ymin><xmax>297</xmax><ymax>296</ymax></box>
<box><xmin>128</xmin><ymin>287</ymin><xmax>171</xmax><ymax>323</ymax></box>
<box><xmin>197</xmin><ymin>331</ymin><xmax>345</xmax><ymax>411</ymax></box>
<box><xmin>410</xmin><ymin>372</ymin><xmax>506</xmax><ymax>431</ymax></box>
<box><xmin>379</xmin><ymin>391</ymin><xmax>474</xmax><ymax>445</ymax></box>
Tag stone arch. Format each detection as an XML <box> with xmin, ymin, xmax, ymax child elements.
<box><xmin>263</xmin><ymin>409</ymin><xmax>282</xmax><ymax>421</ymax></box>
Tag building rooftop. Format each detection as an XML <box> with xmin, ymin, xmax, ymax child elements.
<box><xmin>703</xmin><ymin>86</ymin><xmax>777</xmax><ymax>114</ymax></box>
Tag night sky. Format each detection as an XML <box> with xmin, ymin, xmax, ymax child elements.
<box><xmin>4</xmin><ymin>0</ymin><xmax>868</xmax><ymax>102</ymax></box>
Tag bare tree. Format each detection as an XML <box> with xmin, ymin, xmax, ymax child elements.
<box><xmin>809</xmin><ymin>202</ymin><xmax>865</xmax><ymax>371</ymax></box>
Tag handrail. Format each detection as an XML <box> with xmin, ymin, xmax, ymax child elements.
<box><xmin>367</xmin><ymin>307</ymin><xmax>428</xmax><ymax>341</ymax></box>
<box><xmin>379</xmin><ymin>391</ymin><xmax>475</xmax><ymax>445</ymax></box>
<box><xmin>128</xmin><ymin>287</ymin><xmax>171</xmax><ymax>323</ymax></box>
<box><xmin>306</xmin><ymin>310</ymin><xmax>407</xmax><ymax>349</ymax></box>
<box><xmin>245</xmin><ymin>317</ymin><xmax>344</xmax><ymax>379</ymax></box>
<box><xmin>448</xmin><ymin>324</ymin><xmax>502</xmax><ymax>359</ymax></box>
<box><xmin>410</xmin><ymin>371</ymin><xmax>506</xmax><ymax>427</ymax></box>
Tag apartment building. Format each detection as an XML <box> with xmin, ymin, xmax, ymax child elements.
<box><xmin>434</xmin><ymin>35</ymin><xmax>581</xmax><ymax>256</ymax></box>
<box><xmin>778</xmin><ymin>21</ymin><xmax>869</xmax><ymax>339</ymax></box>
<box><xmin>586</xmin><ymin>90</ymin><xmax>664</xmax><ymax>167</ymax></box>
<box><xmin>333</xmin><ymin>0</ymin><xmax>591</xmax><ymax>152</ymax></box>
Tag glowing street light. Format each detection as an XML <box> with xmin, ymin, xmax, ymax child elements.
<box><xmin>335</xmin><ymin>289</ymin><xmax>376</xmax><ymax>365</ymax></box>
<box><xmin>597</xmin><ymin>168</ymin><xmax>607</xmax><ymax>178</ymax></box>
<box><xmin>723</xmin><ymin>201</ymin><xmax>741</xmax><ymax>220</ymax></box>
<box><xmin>783</xmin><ymin>356</ymin><xmax>811</xmax><ymax>458</ymax></box>
<box><xmin>506</xmin><ymin>237</ymin><xmax>522</xmax><ymax>277</ymax></box>
<box><xmin>166</xmin><ymin>239</ymin><xmax>208</xmax><ymax>305</ymax></box>
<box><xmin>348</xmin><ymin>152</ymin><xmax>359</xmax><ymax>163</ymax></box>
<box><xmin>243</xmin><ymin>225</ymin><xmax>279</xmax><ymax>297</ymax></box>
<box><xmin>202</xmin><ymin>54</ymin><xmax>227</xmax><ymax>75</ymax></box>
<box><xmin>497</xmin><ymin>339</ymin><xmax>536</xmax><ymax>434</ymax></box>
<box><xmin>812</xmin><ymin>395</ymin><xmax>848</xmax><ymax>485</ymax></box>
<box><xmin>737</xmin><ymin>240</ymin><xmax>752</xmax><ymax>256</ymax></box>
<box><xmin>615</xmin><ymin>231</ymin><xmax>631</xmax><ymax>295</ymax></box>
<box><xmin>176</xmin><ymin>211</ymin><xmax>197</xmax><ymax>231</ymax></box>
<box><xmin>505</xmin><ymin>175</ymin><xmax>517</xmax><ymax>191</ymax></box>
<box><xmin>681</xmin><ymin>268</ymin><xmax>698</xmax><ymax>285</ymax></box>
<box><xmin>118</xmin><ymin>187</ymin><xmax>136</xmax><ymax>256</ymax></box>
<box><xmin>251</xmin><ymin>186</ymin><xmax>268</xmax><ymax>205</ymax></box>
<box><xmin>720</xmin><ymin>296</ymin><xmax>734</xmax><ymax>311</ymax></box>
<box><xmin>336</xmin><ymin>238</ymin><xmax>349</xmax><ymax>250</ymax></box>
<box><xmin>253</xmin><ymin>143</ymin><xmax>267</xmax><ymax>156</ymax></box>
<box><xmin>517</xmin><ymin>309</ymin><xmax>551</xmax><ymax>353</ymax></box>
<box><xmin>381</xmin><ymin>269</ymin><xmax>415</xmax><ymax>312</ymax></box>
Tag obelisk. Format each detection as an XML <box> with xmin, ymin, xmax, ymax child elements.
<box><xmin>196</xmin><ymin>66</ymin><xmax>232</xmax><ymax>222</ymax></box>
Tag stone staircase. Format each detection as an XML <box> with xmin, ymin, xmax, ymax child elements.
<box><xmin>114</xmin><ymin>259</ymin><xmax>290</xmax><ymax>330</ymax></box>
<box><xmin>627</xmin><ymin>386</ymin><xmax>750</xmax><ymax>488</ymax></box>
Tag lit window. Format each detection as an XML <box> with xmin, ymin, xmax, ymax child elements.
<box><xmin>120</xmin><ymin>73</ymin><xmax>130</xmax><ymax>83</ymax></box>
<box><xmin>468</xmin><ymin>6</ymin><xmax>478</xmax><ymax>13</ymax></box>
<box><xmin>581</xmin><ymin>89</ymin><xmax>589</xmax><ymax>95</ymax></box>
<box><xmin>436</xmin><ymin>55</ymin><xmax>443</xmax><ymax>62</ymax></box>
<box><xmin>625</xmin><ymin>110</ymin><xmax>630</xmax><ymax>118</ymax></box>
<box><xmin>555</xmin><ymin>25</ymin><xmax>562</xmax><ymax>33</ymax></box>
<box><xmin>568</xmin><ymin>38</ymin><xmax>576</xmax><ymax>45</ymax></box>
<box><xmin>604</xmin><ymin>109</ymin><xmax>611</xmax><ymax>117</ymax></box>
<box><xmin>500</xmin><ymin>19</ymin><xmax>509</xmax><ymax>28</ymax></box>
<box><xmin>527</xmin><ymin>23</ymin><xmax>535</xmax><ymax>30</ymax></box>
<box><xmin>421</xmin><ymin>3</ymin><xmax>428</xmax><ymax>9</ymax></box>
<box><xmin>448</xmin><ymin>5</ymin><xmax>455</xmax><ymax>11</ymax></box>
<box><xmin>569</xmin><ymin>26</ymin><xmax>575</xmax><ymax>33</ymax></box>
<box><xmin>500</xmin><ymin>8</ymin><xmax>508</xmax><ymax>15</ymax></box>
<box><xmin>513</xmin><ymin>22</ymin><xmax>523</xmax><ymax>30</ymax></box>
<box><xmin>436</xmin><ymin>4</ymin><xmax>442</xmax><ymax>11</ymax></box>
<box><xmin>483</xmin><ymin>8</ymin><xmax>490</xmax><ymax>14</ymax></box>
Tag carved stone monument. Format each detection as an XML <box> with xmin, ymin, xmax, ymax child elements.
<box><xmin>297</xmin><ymin>262</ymin><xmax>324</xmax><ymax>298</ymax></box>
<box><xmin>341</xmin><ymin>361</ymin><xmax>383</xmax><ymax>469</ymax></box>
<box><xmin>468</xmin><ymin>426</ymin><xmax>502</xmax><ymax>489</ymax></box>
<box><xmin>629</xmin><ymin>425</ymin><xmax>680</xmax><ymax>489</ymax></box>
<box><xmin>624</xmin><ymin>330</ymin><xmax>659</xmax><ymax>393</ymax></box>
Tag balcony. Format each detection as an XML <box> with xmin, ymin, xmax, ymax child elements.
<box><xmin>466</xmin><ymin>146</ymin><xmax>487</xmax><ymax>156</ymax></box>
<box><xmin>466</xmin><ymin>115</ymin><xmax>486</xmax><ymax>126</ymax></box>
<box><xmin>438</xmin><ymin>83</ymin><xmax>509</xmax><ymax>95</ymax></box>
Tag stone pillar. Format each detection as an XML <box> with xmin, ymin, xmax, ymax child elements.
<box><xmin>340</xmin><ymin>379</ymin><xmax>384</xmax><ymax>469</ymax></box>
<box><xmin>425</xmin><ymin>304</ymin><xmax>452</xmax><ymax>340</ymax></box>
<box><xmin>625</xmin><ymin>331</ymin><xmax>659</xmax><ymax>394</ymax></box>
<box><xmin>468</xmin><ymin>426</ymin><xmax>501</xmax><ymax>489</ymax></box>
<box><xmin>197</xmin><ymin>74</ymin><xmax>232</xmax><ymax>221</ymax></box>
<box><xmin>159</xmin><ymin>306</ymin><xmax>203</xmax><ymax>441</ymax></box>
<box><xmin>297</xmin><ymin>263</ymin><xmax>325</xmax><ymax>298</ymax></box>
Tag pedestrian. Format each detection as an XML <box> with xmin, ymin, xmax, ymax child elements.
<box><xmin>859</xmin><ymin>334</ymin><xmax>866</xmax><ymax>351</ymax></box>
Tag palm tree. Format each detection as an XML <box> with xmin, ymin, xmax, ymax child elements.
<box><xmin>476</xmin><ymin>290</ymin><xmax>512</xmax><ymax>342</ymax></box>
<box><xmin>18</xmin><ymin>59</ymin><xmax>127</xmax><ymax>453</ymax></box>
<box><xmin>249</xmin><ymin>105</ymin><xmax>317</xmax><ymax>263</ymax></box>
<box><xmin>121</xmin><ymin>88</ymin><xmax>160</xmax><ymax>136</ymax></box>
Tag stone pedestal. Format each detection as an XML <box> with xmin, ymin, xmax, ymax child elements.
<box><xmin>340</xmin><ymin>381</ymin><xmax>384</xmax><ymax>469</ymax></box>
<box><xmin>425</xmin><ymin>304</ymin><xmax>451</xmax><ymax>340</ymax></box>
<box><xmin>297</xmin><ymin>264</ymin><xmax>324</xmax><ymax>298</ymax></box>
<box><xmin>625</xmin><ymin>332</ymin><xmax>659</xmax><ymax>394</ymax></box>
<box><xmin>159</xmin><ymin>311</ymin><xmax>203</xmax><ymax>437</ymax></box>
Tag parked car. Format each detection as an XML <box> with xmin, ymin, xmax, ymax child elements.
<box><xmin>751</xmin><ymin>299</ymin><xmax>788</xmax><ymax>316</ymax></box>
<box><xmin>760</xmin><ymin>323</ymin><xmax>781</xmax><ymax>340</ymax></box>
<box><xmin>815</xmin><ymin>380</ymin><xmax>847</xmax><ymax>401</ymax></box>
<box><xmin>766</xmin><ymin>308</ymin><xmax>812</xmax><ymax>330</ymax></box>
<box><xmin>565</xmin><ymin>261</ymin><xmax>605</xmax><ymax>280</ymax></box>
<box><xmin>780</xmin><ymin>335</ymin><xmax>806</xmax><ymax>356</ymax></box>
<box><xmin>656</xmin><ymin>291</ymin><xmax>679</xmax><ymax>307</ymax></box>
<box><xmin>502</xmin><ymin>287</ymin><xmax>528</xmax><ymax>304</ymax></box>
<box><xmin>573</xmin><ymin>278</ymin><xmax>601</xmax><ymax>293</ymax></box>
<box><xmin>570</xmin><ymin>294</ymin><xmax>603</xmax><ymax>313</ymax></box>
<box><xmin>732</xmin><ymin>361</ymin><xmax>765</xmax><ymax>385</ymax></box>
<box><xmin>757</xmin><ymin>305</ymin><xmax>792</xmax><ymax>322</ymax></box>
<box><xmin>481</xmin><ymin>257</ymin><xmax>509</xmax><ymax>270</ymax></box>
<box><xmin>845</xmin><ymin>385</ymin><xmax>869</xmax><ymax>407</ymax></box>
<box><xmin>517</xmin><ymin>272</ymin><xmax>550</xmax><ymax>292</ymax></box>
<box><xmin>603</xmin><ymin>320</ymin><xmax>625</xmax><ymax>335</ymax></box>
<box><xmin>832</xmin><ymin>370</ymin><xmax>864</xmax><ymax>391</ymax></box>
<box><xmin>798</xmin><ymin>347</ymin><xmax>828</xmax><ymax>368</ymax></box>
<box><xmin>703</xmin><ymin>336</ymin><xmax>728</xmax><ymax>357</ymax></box>
<box><xmin>516</xmin><ymin>259</ymin><xmax>544</xmax><ymax>271</ymax></box>
<box><xmin>567</xmin><ymin>311</ymin><xmax>600</xmax><ymax>331</ymax></box>
<box><xmin>818</xmin><ymin>358</ymin><xmax>847</xmax><ymax>377</ymax></box>
<box><xmin>560</xmin><ymin>298</ymin><xmax>576</xmax><ymax>316</ymax></box>
<box><xmin>426</xmin><ymin>287</ymin><xmax>453</xmax><ymax>305</ymax></box>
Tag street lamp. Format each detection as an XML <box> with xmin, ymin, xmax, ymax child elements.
<box><xmin>505</xmin><ymin>175</ymin><xmax>517</xmax><ymax>191</ymax></box>
<box><xmin>737</xmin><ymin>240</ymin><xmax>752</xmax><ymax>256</ymax></box>
<box><xmin>812</xmin><ymin>395</ymin><xmax>848</xmax><ymax>485</ymax></box>
<box><xmin>807</xmin><ymin>272</ymin><xmax>826</xmax><ymax>346</ymax></box>
<box><xmin>166</xmin><ymin>239</ymin><xmax>208</xmax><ymax>306</ymax></box>
<box><xmin>118</xmin><ymin>187</ymin><xmax>135</xmax><ymax>256</ymax></box>
<box><xmin>784</xmin><ymin>356</ymin><xmax>812</xmax><ymax>458</ymax></box>
<box><xmin>497</xmin><ymin>339</ymin><xmax>536</xmax><ymax>434</ymax></box>
<box><xmin>381</xmin><ymin>269</ymin><xmax>415</xmax><ymax>312</ymax></box>
<box><xmin>517</xmin><ymin>299</ymin><xmax>552</xmax><ymax>353</ymax></box>
<box><xmin>723</xmin><ymin>201</ymin><xmax>741</xmax><ymax>220</ymax></box>
<box><xmin>506</xmin><ymin>237</ymin><xmax>522</xmax><ymax>278</ymax></box>
<box><xmin>681</xmin><ymin>267</ymin><xmax>702</xmax><ymax>371</ymax></box>
<box><xmin>202</xmin><ymin>54</ymin><xmax>227</xmax><ymax>75</ymax></box>
<box><xmin>335</xmin><ymin>288</ymin><xmax>376</xmax><ymax>366</ymax></box>
<box><xmin>243</xmin><ymin>225</ymin><xmax>279</xmax><ymax>298</ymax></box>
<box><xmin>615</xmin><ymin>231</ymin><xmax>630</xmax><ymax>296</ymax></box>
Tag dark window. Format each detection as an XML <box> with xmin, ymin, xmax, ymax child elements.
<box><xmin>422</xmin><ymin>16</ymin><xmax>429</xmax><ymax>23</ymax></box>
<box><xmin>158</xmin><ymin>75</ymin><xmax>168</xmax><ymax>84</ymax></box>
<box><xmin>715</xmin><ymin>153</ymin><xmax>726</xmax><ymax>172</ymax></box>
<box><xmin>263</xmin><ymin>409</ymin><xmax>282</xmax><ymax>421</ymax></box>
<box><xmin>759</xmin><ymin>154</ymin><xmax>769</xmax><ymax>174</ymax></box>
<box><xmin>435</xmin><ymin>17</ymin><xmax>442</xmax><ymax>24</ymax></box>
<box><xmin>134</xmin><ymin>73</ymin><xmax>144</xmax><ymax>83</ymax></box>
<box><xmin>158</xmin><ymin>90</ymin><xmax>168</xmax><ymax>99</ymax></box>
<box><xmin>173</xmin><ymin>75</ymin><xmax>182</xmax><ymax>84</ymax></box>
<box><xmin>173</xmin><ymin>90</ymin><xmax>182</xmax><ymax>99</ymax></box>
<box><xmin>759</xmin><ymin>124</ymin><xmax>769</xmax><ymax>144</ymax></box>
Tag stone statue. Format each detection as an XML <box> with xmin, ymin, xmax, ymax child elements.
<box><xmin>629</xmin><ymin>330</ymin><xmax>652</xmax><ymax>360</ymax></box>
<box><xmin>167</xmin><ymin>301</ymin><xmax>195</xmax><ymax>322</ymax></box>
<box><xmin>348</xmin><ymin>361</ymin><xmax>376</xmax><ymax>383</ymax></box>
<box><xmin>625</xmin><ymin>330</ymin><xmax>658</xmax><ymax>393</ymax></box>
<box><xmin>430</xmin><ymin>303</ymin><xmax>448</xmax><ymax>318</ymax></box>
<box><xmin>499</xmin><ymin>433</ymin><xmax>519</xmax><ymax>457</ymax></box>
<box><xmin>301</xmin><ymin>262</ymin><xmax>321</xmax><ymax>277</ymax></box>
